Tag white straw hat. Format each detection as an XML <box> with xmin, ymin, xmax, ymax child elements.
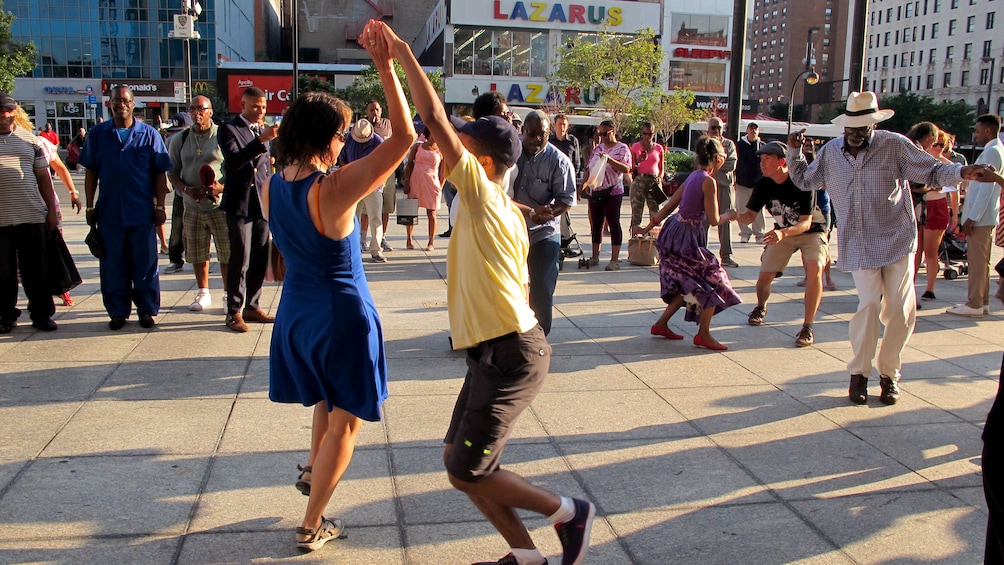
<box><xmin>830</xmin><ymin>91</ymin><xmax>895</xmax><ymax>127</ymax></box>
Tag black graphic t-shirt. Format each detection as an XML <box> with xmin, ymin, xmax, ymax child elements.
<box><xmin>747</xmin><ymin>175</ymin><xmax>827</xmax><ymax>233</ymax></box>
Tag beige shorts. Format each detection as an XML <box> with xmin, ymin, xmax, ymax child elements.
<box><xmin>759</xmin><ymin>231</ymin><xmax>829</xmax><ymax>274</ymax></box>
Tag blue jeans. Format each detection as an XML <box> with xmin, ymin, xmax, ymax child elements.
<box><xmin>527</xmin><ymin>234</ymin><xmax>561</xmax><ymax>335</ymax></box>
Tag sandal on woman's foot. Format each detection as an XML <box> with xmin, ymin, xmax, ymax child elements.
<box><xmin>295</xmin><ymin>464</ymin><xmax>311</xmax><ymax>496</ymax></box>
<box><xmin>295</xmin><ymin>517</ymin><xmax>344</xmax><ymax>552</ymax></box>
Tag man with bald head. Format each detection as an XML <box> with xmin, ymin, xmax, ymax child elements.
<box><xmin>167</xmin><ymin>95</ymin><xmax>230</xmax><ymax>311</ymax></box>
<box><xmin>511</xmin><ymin>110</ymin><xmax>577</xmax><ymax>334</ymax></box>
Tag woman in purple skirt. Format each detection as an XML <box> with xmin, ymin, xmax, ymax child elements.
<box><xmin>637</xmin><ymin>136</ymin><xmax>741</xmax><ymax>350</ymax></box>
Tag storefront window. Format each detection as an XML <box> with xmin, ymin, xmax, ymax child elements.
<box><xmin>454</xmin><ymin>26</ymin><xmax>548</xmax><ymax>77</ymax></box>
<box><xmin>672</xmin><ymin>14</ymin><xmax>729</xmax><ymax>47</ymax></box>
<box><xmin>669</xmin><ymin>61</ymin><xmax>727</xmax><ymax>94</ymax></box>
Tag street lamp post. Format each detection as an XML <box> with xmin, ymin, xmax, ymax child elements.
<box><xmin>983</xmin><ymin>57</ymin><xmax>997</xmax><ymax>115</ymax></box>
<box><xmin>170</xmin><ymin>0</ymin><xmax>202</xmax><ymax>105</ymax></box>
<box><xmin>787</xmin><ymin>69</ymin><xmax>820</xmax><ymax>136</ymax></box>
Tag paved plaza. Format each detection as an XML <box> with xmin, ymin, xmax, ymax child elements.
<box><xmin>1</xmin><ymin>183</ymin><xmax>1002</xmax><ymax>564</ymax></box>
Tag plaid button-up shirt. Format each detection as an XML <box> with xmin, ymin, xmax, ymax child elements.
<box><xmin>787</xmin><ymin>130</ymin><xmax>964</xmax><ymax>271</ymax></box>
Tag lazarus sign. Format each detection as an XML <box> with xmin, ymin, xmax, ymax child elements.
<box><xmin>485</xmin><ymin>82</ymin><xmax>602</xmax><ymax>106</ymax></box>
<box><xmin>493</xmin><ymin>1</ymin><xmax>623</xmax><ymax>26</ymax></box>
<box><xmin>227</xmin><ymin>75</ymin><xmax>292</xmax><ymax>114</ymax></box>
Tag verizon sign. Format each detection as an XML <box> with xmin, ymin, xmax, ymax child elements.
<box><xmin>227</xmin><ymin>75</ymin><xmax>293</xmax><ymax>114</ymax></box>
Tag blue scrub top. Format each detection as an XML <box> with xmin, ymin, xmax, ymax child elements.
<box><xmin>79</xmin><ymin>120</ymin><xmax>174</xmax><ymax>227</ymax></box>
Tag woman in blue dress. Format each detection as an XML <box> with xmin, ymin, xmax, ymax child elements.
<box><xmin>262</xmin><ymin>23</ymin><xmax>416</xmax><ymax>553</ymax></box>
<box><xmin>637</xmin><ymin>136</ymin><xmax>741</xmax><ymax>351</ymax></box>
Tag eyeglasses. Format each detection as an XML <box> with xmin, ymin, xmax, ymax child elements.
<box><xmin>110</xmin><ymin>98</ymin><xmax>134</xmax><ymax>106</ymax></box>
<box><xmin>334</xmin><ymin>129</ymin><xmax>349</xmax><ymax>141</ymax></box>
<box><xmin>709</xmin><ymin>125</ymin><xmax>723</xmax><ymax>131</ymax></box>
<box><xmin>641</xmin><ymin>131</ymin><xmax>654</xmax><ymax>136</ymax></box>
<box><xmin>844</xmin><ymin>126</ymin><xmax>872</xmax><ymax>134</ymax></box>
<box><xmin>189</xmin><ymin>106</ymin><xmax>211</xmax><ymax>113</ymax></box>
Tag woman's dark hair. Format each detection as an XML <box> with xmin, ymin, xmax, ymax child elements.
<box><xmin>472</xmin><ymin>91</ymin><xmax>507</xmax><ymax>119</ymax></box>
<box><xmin>694</xmin><ymin>135</ymin><xmax>724</xmax><ymax>169</ymax></box>
<box><xmin>272</xmin><ymin>92</ymin><xmax>352</xmax><ymax>168</ymax></box>
<box><xmin>906</xmin><ymin>121</ymin><xmax>939</xmax><ymax>144</ymax></box>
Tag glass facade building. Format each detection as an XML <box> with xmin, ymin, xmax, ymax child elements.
<box><xmin>7</xmin><ymin>0</ymin><xmax>218</xmax><ymax>80</ymax></box>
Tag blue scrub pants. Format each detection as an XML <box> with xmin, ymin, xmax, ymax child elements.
<box><xmin>99</xmin><ymin>224</ymin><xmax>161</xmax><ymax>318</ymax></box>
<box><xmin>527</xmin><ymin>234</ymin><xmax>561</xmax><ymax>335</ymax></box>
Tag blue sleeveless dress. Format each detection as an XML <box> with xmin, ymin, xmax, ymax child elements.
<box><xmin>268</xmin><ymin>171</ymin><xmax>388</xmax><ymax>422</ymax></box>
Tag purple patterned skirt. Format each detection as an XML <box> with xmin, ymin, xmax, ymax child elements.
<box><xmin>656</xmin><ymin>214</ymin><xmax>742</xmax><ymax>316</ymax></box>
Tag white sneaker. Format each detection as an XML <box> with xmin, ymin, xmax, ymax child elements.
<box><xmin>985</xmin><ymin>305</ymin><xmax>991</xmax><ymax>314</ymax></box>
<box><xmin>190</xmin><ymin>290</ymin><xmax>212</xmax><ymax>311</ymax></box>
<box><xmin>381</xmin><ymin>239</ymin><xmax>393</xmax><ymax>252</ymax></box>
<box><xmin>371</xmin><ymin>251</ymin><xmax>387</xmax><ymax>263</ymax></box>
<box><xmin>945</xmin><ymin>303</ymin><xmax>984</xmax><ymax>318</ymax></box>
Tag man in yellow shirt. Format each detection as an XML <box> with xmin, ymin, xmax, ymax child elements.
<box><xmin>371</xmin><ymin>20</ymin><xmax>595</xmax><ymax>565</ymax></box>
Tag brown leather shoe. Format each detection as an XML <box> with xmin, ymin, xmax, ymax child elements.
<box><xmin>242</xmin><ymin>308</ymin><xmax>275</xmax><ymax>323</ymax></box>
<box><xmin>226</xmin><ymin>312</ymin><xmax>249</xmax><ymax>333</ymax></box>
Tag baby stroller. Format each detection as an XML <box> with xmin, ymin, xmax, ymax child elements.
<box><xmin>558</xmin><ymin>211</ymin><xmax>584</xmax><ymax>270</ymax></box>
<box><xmin>941</xmin><ymin>229</ymin><xmax>969</xmax><ymax>279</ymax></box>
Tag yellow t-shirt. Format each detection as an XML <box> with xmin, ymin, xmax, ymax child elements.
<box><xmin>446</xmin><ymin>151</ymin><xmax>538</xmax><ymax>350</ymax></box>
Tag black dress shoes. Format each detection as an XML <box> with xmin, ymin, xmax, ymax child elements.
<box><xmin>849</xmin><ymin>374</ymin><xmax>868</xmax><ymax>404</ymax></box>
<box><xmin>138</xmin><ymin>313</ymin><xmax>156</xmax><ymax>328</ymax></box>
<box><xmin>879</xmin><ymin>376</ymin><xmax>900</xmax><ymax>405</ymax></box>
<box><xmin>109</xmin><ymin>317</ymin><xmax>126</xmax><ymax>330</ymax></box>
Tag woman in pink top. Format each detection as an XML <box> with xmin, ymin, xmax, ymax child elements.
<box><xmin>629</xmin><ymin>122</ymin><xmax>665</xmax><ymax>228</ymax></box>
<box><xmin>403</xmin><ymin>127</ymin><xmax>445</xmax><ymax>250</ymax></box>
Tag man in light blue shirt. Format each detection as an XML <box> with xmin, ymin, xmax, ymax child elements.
<box><xmin>948</xmin><ymin>114</ymin><xmax>1004</xmax><ymax>318</ymax></box>
<box><xmin>512</xmin><ymin>110</ymin><xmax>576</xmax><ymax>335</ymax></box>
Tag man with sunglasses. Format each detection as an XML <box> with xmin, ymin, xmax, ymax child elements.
<box><xmin>167</xmin><ymin>96</ymin><xmax>231</xmax><ymax>312</ymax></box>
<box><xmin>787</xmin><ymin>91</ymin><xmax>993</xmax><ymax>406</ymax></box>
<box><xmin>706</xmin><ymin>117</ymin><xmax>739</xmax><ymax>267</ymax></box>
<box><xmin>80</xmin><ymin>85</ymin><xmax>173</xmax><ymax>330</ymax></box>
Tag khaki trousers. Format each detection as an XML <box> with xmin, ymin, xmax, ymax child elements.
<box><xmin>848</xmin><ymin>254</ymin><xmax>916</xmax><ymax>380</ymax></box>
<box><xmin>967</xmin><ymin>225</ymin><xmax>994</xmax><ymax>309</ymax></box>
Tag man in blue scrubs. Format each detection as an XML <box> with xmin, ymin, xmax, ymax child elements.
<box><xmin>80</xmin><ymin>86</ymin><xmax>173</xmax><ymax>330</ymax></box>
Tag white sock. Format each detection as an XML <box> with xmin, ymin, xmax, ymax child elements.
<box><xmin>199</xmin><ymin>287</ymin><xmax>209</xmax><ymax>293</ymax></box>
<box><xmin>510</xmin><ymin>547</ymin><xmax>546</xmax><ymax>565</ymax></box>
<box><xmin>547</xmin><ymin>496</ymin><xmax>575</xmax><ymax>524</ymax></box>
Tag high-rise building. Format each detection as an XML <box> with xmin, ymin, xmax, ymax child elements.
<box><xmin>6</xmin><ymin>0</ymin><xmax>260</xmax><ymax>140</ymax></box>
<box><xmin>863</xmin><ymin>0</ymin><xmax>1003</xmax><ymax>116</ymax></box>
<box><xmin>748</xmin><ymin>0</ymin><xmax>852</xmax><ymax>121</ymax></box>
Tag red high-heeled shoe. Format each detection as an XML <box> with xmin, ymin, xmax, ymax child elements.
<box><xmin>650</xmin><ymin>324</ymin><xmax>683</xmax><ymax>340</ymax></box>
<box><xmin>693</xmin><ymin>335</ymin><xmax>727</xmax><ymax>351</ymax></box>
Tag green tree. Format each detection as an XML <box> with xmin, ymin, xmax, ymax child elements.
<box><xmin>819</xmin><ymin>92</ymin><xmax>976</xmax><ymax>139</ymax></box>
<box><xmin>298</xmin><ymin>75</ymin><xmax>337</xmax><ymax>96</ymax></box>
<box><xmin>334</xmin><ymin>62</ymin><xmax>443</xmax><ymax>119</ymax></box>
<box><xmin>637</xmin><ymin>89</ymin><xmax>705</xmax><ymax>145</ymax></box>
<box><xmin>550</xmin><ymin>27</ymin><xmax>668</xmax><ymax>132</ymax></box>
<box><xmin>0</xmin><ymin>1</ymin><xmax>36</xmax><ymax>93</ymax></box>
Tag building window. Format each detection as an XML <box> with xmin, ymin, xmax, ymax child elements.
<box><xmin>946</xmin><ymin>45</ymin><xmax>955</xmax><ymax>60</ymax></box>
<box><xmin>962</xmin><ymin>69</ymin><xmax>970</xmax><ymax>86</ymax></box>
<box><xmin>985</xmin><ymin>40</ymin><xmax>994</xmax><ymax>58</ymax></box>
<box><xmin>930</xmin><ymin>48</ymin><xmax>937</xmax><ymax>63</ymax></box>
<box><xmin>964</xmin><ymin>43</ymin><xmax>972</xmax><ymax>60</ymax></box>
<box><xmin>944</xmin><ymin>72</ymin><xmax>952</xmax><ymax>87</ymax></box>
<box><xmin>927</xmin><ymin>74</ymin><xmax>935</xmax><ymax>88</ymax></box>
<box><xmin>672</xmin><ymin>13</ymin><xmax>730</xmax><ymax>46</ymax></box>
<box><xmin>885</xmin><ymin>32</ymin><xmax>891</xmax><ymax>46</ymax></box>
<box><xmin>669</xmin><ymin>61</ymin><xmax>727</xmax><ymax>94</ymax></box>
<box><xmin>906</xmin><ymin>3</ymin><xmax>915</xmax><ymax>17</ymax></box>
<box><xmin>899</xmin><ymin>77</ymin><xmax>907</xmax><ymax>90</ymax></box>
<box><xmin>949</xmin><ymin>19</ymin><xmax>957</xmax><ymax>35</ymax></box>
<box><xmin>934</xmin><ymin>0</ymin><xmax>941</xmax><ymax>13</ymax></box>
<box><xmin>988</xmin><ymin>12</ymin><xmax>996</xmax><ymax>30</ymax></box>
<box><xmin>882</xmin><ymin>55</ymin><xmax>889</xmax><ymax>68</ymax></box>
<box><xmin>453</xmin><ymin>27</ymin><xmax>549</xmax><ymax>77</ymax></box>
<box><xmin>881</xmin><ymin>78</ymin><xmax>888</xmax><ymax>92</ymax></box>
<box><xmin>982</xmin><ymin>67</ymin><xmax>992</xmax><ymax>85</ymax></box>
<box><xmin>932</xmin><ymin>22</ymin><xmax>939</xmax><ymax>38</ymax></box>
<box><xmin>967</xmin><ymin>15</ymin><xmax>976</xmax><ymax>32</ymax></box>
<box><xmin>951</xmin><ymin>0</ymin><xmax>959</xmax><ymax>8</ymax></box>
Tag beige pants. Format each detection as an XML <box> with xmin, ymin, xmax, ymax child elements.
<box><xmin>967</xmin><ymin>225</ymin><xmax>994</xmax><ymax>309</ymax></box>
<box><xmin>848</xmin><ymin>253</ymin><xmax>916</xmax><ymax>380</ymax></box>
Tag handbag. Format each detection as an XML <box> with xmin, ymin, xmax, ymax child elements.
<box><xmin>583</xmin><ymin>153</ymin><xmax>608</xmax><ymax>192</ymax></box>
<box><xmin>265</xmin><ymin>239</ymin><xmax>286</xmax><ymax>283</ymax></box>
<box><xmin>589</xmin><ymin>187</ymin><xmax>613</xmax><ymax>205</ymax></box>
<box><xmin>628</xmin><ymin>233</ymin><xmax>659</xmax><ymax>266</ymax></box>
<box><xmin>646</xmin><ymin>178</ymin><xmax>668</xmax><ymax>204</ymax></box>
<box><xmin>84</xmin><ymin>226</ymin><xmax>104</xmax><ymax>258</ymax></box>
<box><xmin>46</xmin><ymin>231</ymin><xmax>82</xmax><ymax>295</ymax></box>
<box><xmin>397</xmin><ymin>197</ymin><xmax>419</xmax><ymax>226</ymax></box>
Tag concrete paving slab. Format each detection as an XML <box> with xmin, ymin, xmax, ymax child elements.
<box><xmin>783</xmin><ymin>381</ymin><xmax>974</xmax><ymax>428</ymax></box>
<box><xmin>0</xmin><ymin>361</ymin><xmax>114</xmax><ymax>403</ymax></box>
<box><xmin>0</xmin><ymin>403</ymin><xmax>82</xmax><ymax>460</ymax></box>
<box><xmin>126</xmin><ymin>328</ymin><xmax>261</xmax><ymax>361</ymax></box>
<box><xmin>383</xmin><ymin>394</ymin><xmax>548</xmax><ymax>447</ymax></box>
<box><xmin>178</xmin><ymin>525</ymin><xmax>404</xmax><ymax>564</ymax></box>
<box><xmin>217</xmin><ymin>398</ymin><xmax>388</xmax><ymax>453</ymax></box>
<box><xmin>2</xmin><ymin>331</ymin><xmax>144</xmax><ymax>362</ymax></box>
<box><xmin>656</xmin><ymin>385</ymin><xmax>819</xmax><ymax>436</ymax></box>
<box><xmin>192</xmin><ymin>449</ymin><xmax>396</xmax><ymax>534</ymax></box>
<box><xmin>722</xmin><ymin>346</ymin><xmax>849</xmax><ymax>385</ymax></box>
<box><xmin>386</xmin><ymin>355</ymin><xmax>468</xmax><ymax>396</ymax></box>
<box><xmin>848</xmin><ymin>421</ymin><xmax>984</xmax><ymax>488</ymax></box>
<box><xmin>618</xmin><ymin>353</ymin><xmax>767</xmax><ymax>389</ymax></box>
<box><xmin>0</xmin><ymin>536</ymin><xmax>181</xmax><ymax>565</ymax></box>
<box><xmin>902</xmin><ymin>377</ymin><xmax>997</xmax><ymax>422</ymax></box>
<box><xmin>42</xmin><ymin>399</ymin><xmax>234</xmax><ymax>457</ymax></box>
<box><xmin>93</xmin><ymin>358</ymin><xmax>247</xmax><ymax>400</ymax></box>
<box><xmin>561</xmin><ymin>438</ymin><xmax>773</xmax><ymax>512</ymax></box>
<box><xmin>790</xmin><ymin>490</ymin><xmax>985</xmax><ymax>564</ymax></box>
<box><xmin>543</xmin><ymin>354</ymin><xmax>650</xmax><ymax>392</ymax></box>
<box><xmin>0</xmin><ymin>454</ymin><xmax>208</xmax><ymax>540</ymax></box>
<box><xmin>532</xmin><ymin>389</ymin><xmax>698</xmax><ymax>442</ymax></box>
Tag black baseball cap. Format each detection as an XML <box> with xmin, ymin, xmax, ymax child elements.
<box><xmin>756</xmin><ymin>140</ymin><xmax>787</xmax><ymax>157</ymax></box>
<box><xmin>449</xmin><ymin>115</ymin><xmax>522</xmax><ymax>169</ymax></box>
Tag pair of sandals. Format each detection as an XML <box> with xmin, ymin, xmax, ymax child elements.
<box><xmin>294</xmin><ymin>465</ymin><xmax>346</xmax><ymax>553</ymax></box>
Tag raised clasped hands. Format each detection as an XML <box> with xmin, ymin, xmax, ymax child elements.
<box><xmin>359</xmin><ymin>20</ymin><xmax>394</xmax><ymax>65</ymax></box>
